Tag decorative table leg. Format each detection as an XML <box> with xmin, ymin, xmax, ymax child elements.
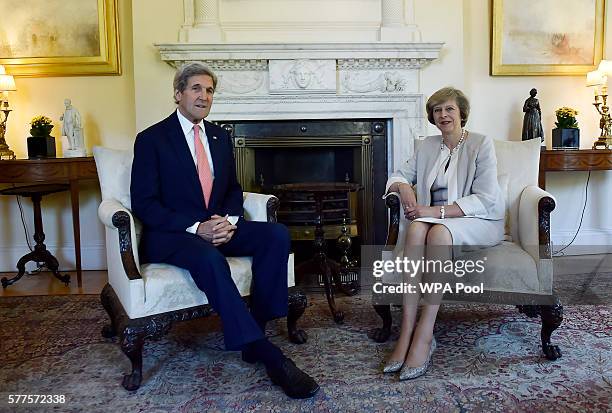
<box><xmin>42</xmin><ymin>249</ymin><xmax>70</xmax><ymax>285</ymax></box>
<box><xmin>1</xmin><ymin>252</ymin><xmax>31</xmax><ymax>288</ymax></box>
<box><xmin>314</xmin><ymin>209</ymin><xmax>344</xmax><ymax>323</ymax></box>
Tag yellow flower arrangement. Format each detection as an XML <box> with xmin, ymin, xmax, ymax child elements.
<box><xmin>554</xmin><ymin>107</ymin><xmax>579</xmax><ymax>129</ymax></box>
<box><xmin>30</xmin><ymin>115</ymin><xmax>54</xmax><ymax>137</ymax></box>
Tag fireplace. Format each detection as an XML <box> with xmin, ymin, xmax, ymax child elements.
<box><xmin>219</xmin><ymin>119</ymin><xmax>388</xmax><ymax>245</ymax></box>
<box><xmin>157</xmin><ymin>41</ymin><xmax>442</xmax><ymax>247</ymax></box>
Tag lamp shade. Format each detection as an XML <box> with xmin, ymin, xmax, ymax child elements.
<box><xmin>0</xmin><ymin>74</ymin><xmax>16</xmax><ymax>92</ymax></box>
<box><xmin>597</xmin><ymin>60</ymin><xmax>612</xmax><ymax>76</ymax></box>
<box><xmin>586</xmin><ymin>70</ymin><xmax>605</xmax><ymax>87</ymax></box>
<box><xmin>0</xmin><ymin>65</ymin><xmax>15</xmax><ymax>91</ymax></box>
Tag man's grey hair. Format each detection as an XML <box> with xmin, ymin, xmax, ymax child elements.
<box><xmin>173</xmin><ymin>62</ymin><xmax>218</xmax><ymax>103</ymax></box>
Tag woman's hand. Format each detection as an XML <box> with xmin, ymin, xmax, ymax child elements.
<box><xmin>397</xmin><ymin>183</ymin><xmax>417</xmax><ymax>210</ymax></box>
<box><xmin>404</xmin><ymin>205</ymin><xmax>439</xmax><ymax>220</ymax></box>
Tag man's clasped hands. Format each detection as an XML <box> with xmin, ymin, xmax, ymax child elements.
<box><xmin>197</xmin><ymin>215</ymin><xmax>238</xmax><ymax>245</ymax></box>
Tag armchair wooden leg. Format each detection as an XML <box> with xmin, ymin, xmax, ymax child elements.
<box><xmin>517</xmin><ymin>297</ymin><xmax>563</xmax><ymax>361</ymax></box>
<box><xmin>287</xmin><ymin>290</ymin><xmax>308</xmax><ymax>344</ymax></box>
<box><xmin>540</xmin><ymin>299</ymin><xmax>563</xmax><ymax>360</ymax></box>
<box><xmin>100</xmin><ymin>284</ymin><xmax>117</xmax><ymax>338</ymax></box>
<box><xmin>120</xmin><ymin>327</ymin><xmax>145</xmax><ymax>391</ymax></box>
<box><xmin>370</xmin><ymin>304</ymin><xmax>392</xmax><ymax>343</ymax></box>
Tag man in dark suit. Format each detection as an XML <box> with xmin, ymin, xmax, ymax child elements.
<box><xmin>130</xmin><ymin>62</ymin><xmax>319</xmax><ymax>399</ymax></box>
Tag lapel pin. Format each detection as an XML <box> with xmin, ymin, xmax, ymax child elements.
<box><xmin>212</xmin><ymin>135</ymin><xmax>217</xmax><ymax>140</ymax></box>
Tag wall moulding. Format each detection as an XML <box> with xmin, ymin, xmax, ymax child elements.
<box><xmin>180</xmin><ymin>0</ymin><xmax>421</xmax><ymax>42</ymax></box>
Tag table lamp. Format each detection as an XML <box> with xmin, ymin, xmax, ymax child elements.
<box><xmin>588</xmin><ymin>60</ymin><xmax>612</xmax><ymax>149</ymax></box>
<box><xmin>0</xmin><ymin>65</ymin><xmax>16</xmax><ymax>160</ymax></box>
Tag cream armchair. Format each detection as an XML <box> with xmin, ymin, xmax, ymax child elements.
<box><xmin>93</xmin><ymin>146</ymin><xmax>307</xmax><ymax>391</ymax></box>
<box><xmin>372</xmin><ymin>138</ymin><xmax>563</xmax><ymax>360</ymax></box>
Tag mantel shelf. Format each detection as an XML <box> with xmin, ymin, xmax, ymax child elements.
<box><xmin>156</xmin><ymin>42</ymin><xmax>444</xmax><ymax>69</ymax></box>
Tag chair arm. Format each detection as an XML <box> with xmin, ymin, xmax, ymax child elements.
<box><xmin>243</xmin><ymin>192</ymin><xmax>279</xmax><ymax>223</ymax></box>
<box><xmin>383</xmin><ymin>192</ymin><xmax>401</xmax><ymax>247</ymax></box>
<box><xmin>98</xmin><ymin>199</ymin><xmax>142</xmax><ymax>281</ymax></box>
<box><xmin>518</xmin><ymin>185</ymin><xmax>556</xmax><ymax>260</ymax></box>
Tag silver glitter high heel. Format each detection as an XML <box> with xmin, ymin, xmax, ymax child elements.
<box><xmin>382</xmin><ymin>359</ymin><xmax>404</xmax><ymax>374</ymax></box>
<box><xmin>399</xmin><ymin>337</ymin><xmax>437</xmax><ymax>380</ymax></box>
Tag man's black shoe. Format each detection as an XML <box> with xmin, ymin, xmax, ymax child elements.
<box><xmin>266</xmin><ymin>358</ymin><xmax>320</xmax><ymax>399</ymax></box>
<box><xmin>241</xmin><ymin>349</ymin><xmax>257</xmax><ymax>364</ymax></box>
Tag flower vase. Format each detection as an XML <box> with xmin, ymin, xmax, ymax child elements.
<box><xmin>552</xmin><ymin>128</ymin><xmax>579</xmax><ymax>149</ymax></box>
<box><xmin>27</xmin><ymin>135</ymin><xmax>56</xmax><ymax>158</ymax></box>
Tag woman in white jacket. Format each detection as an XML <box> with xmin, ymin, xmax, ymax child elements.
<box><xmin>383</xmin><ymin>87</ymin><xmax>505</xmax><ymax>380</ymax></box>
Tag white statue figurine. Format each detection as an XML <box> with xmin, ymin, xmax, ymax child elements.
<box><xmin>61</xmin><ymin>98</ymin><xmax>86</xmax><ymax>157</ymax></box>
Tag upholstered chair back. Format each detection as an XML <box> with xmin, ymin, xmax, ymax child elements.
<box><xmin>493</xmin><ymin>138</ymin><xmax>541</xmax><ymax>246</ymax></box>
<box><xmin>94</xmin><ymin>147</ymin><xmax>134</xmax><ymax>208</ymax></box>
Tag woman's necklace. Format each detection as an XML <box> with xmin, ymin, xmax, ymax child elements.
<box><xmin>441</xmin><ymin>129</ymin><xmax>467</xmax><ymax>170</ymax></box>
<box><xmin>441</xmin><ymin>129</ymin><xmax>467</xmax><ymax>157</ymax></box>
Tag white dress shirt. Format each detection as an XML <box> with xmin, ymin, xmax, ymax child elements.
<box><xmin>176</xmin><ymin>108</ymin><xmax>215</xmax><ymax>178</ymax></box>
<box><xmin>176</xmin><ymin>109</ymin><xmax>238</xmax><ymax>234</ymax></box>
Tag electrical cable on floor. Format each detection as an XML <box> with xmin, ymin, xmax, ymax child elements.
<box><xmin>16</xmin><ymin>194</ymin><xmax>33</xmax><ymax>252</ymax></box>
<box><xmin>553</xmin><ymin>170</ymin><xmax>591</xmax><ymax>257</ymax></box>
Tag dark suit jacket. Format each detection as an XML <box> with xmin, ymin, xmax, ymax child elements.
<box><xmin>130</xmin><ymin>112</ymin><xmax>243</xmax><ymax>261</ymax></box>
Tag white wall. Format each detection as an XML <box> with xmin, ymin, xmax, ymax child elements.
<box><xmin>0</xmin><ymin>1</ymin><xmax>135</xmax><ymax>272</ymax></box>
<box><xmin>462</xmin><ymin>0</ymin><xmax>612</xmax><ymax>248</ymax></box>
<box><xmin>132</xmin><ymin>0</ymin><xmax>182</xmax><ymax>132</ymax></box>
<box><xmin>1</xmin><ymin>0</ymin><xmax>609</xmax><ymax>273</ymax></box>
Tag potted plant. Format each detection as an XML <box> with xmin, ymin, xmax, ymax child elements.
<box><xmin>552</xmin><ymin>107</ymin><xmax>579</xmax><ymax>149</ymax></box>
<box><xmin>27</xmin><ymin>115</ymin><xmax>56</xmax><ymax>158</ymax></box>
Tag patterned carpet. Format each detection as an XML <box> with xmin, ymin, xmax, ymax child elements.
<box><xmin>0</xmin><ymin>292</ymin><xmax>610</xmax><ymax>412</ymax></box>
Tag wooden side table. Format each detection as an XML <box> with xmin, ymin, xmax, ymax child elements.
<box><xmin>539</xmin><ymin>149</ymin><xmax>612</xmax><ymax>189</ymax></box>
<box><xmin>0</xmin><ymin>157</ymin><xmax>98</xmax><ymax>287</ymax></box>
<box><xmin>0</xmin><ymin>184</ymin><xmax>72</xmax><ymax>287</ymax></box>
<box><xmin>274</xmin><ymin>182</ymin><xmax>361</xmax><ymax>323</ymax></box>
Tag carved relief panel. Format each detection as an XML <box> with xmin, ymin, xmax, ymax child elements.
<box><xmin>269</xmin><ymin>59</ymin><xmax>336</xmax><ymax>94</ymax></box>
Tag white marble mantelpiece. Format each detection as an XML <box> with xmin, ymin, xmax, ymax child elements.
<box><xmin>156</xmin><ymin>41</ymin><xmax>443</xmax><ymax>172</ymax></box>
<box><xmin>157</xmin><ymin>42</ymin><xmax>442</xmax><ymax>66</ymax></box>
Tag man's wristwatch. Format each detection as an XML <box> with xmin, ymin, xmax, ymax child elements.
<box><xmin>440</xmin><ymin>205</ymin><xmax>446</xmax><ymax>219</ymax></box>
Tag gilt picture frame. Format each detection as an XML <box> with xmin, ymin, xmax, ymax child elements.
<box><xmin>0</xmin><ymin>0</ymin><xmax>120</xmax><ymax>77</ymax></box>
<box><xmin>491</xmin><ymin>0</ymin><xmax>605</xmax><ymax>76</ymax></box>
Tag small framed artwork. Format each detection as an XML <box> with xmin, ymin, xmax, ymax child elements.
<box><xmin>491</xmin><ymin>0</ymin><xmax>605</xmax><ymax>76</ymax></box>
<box><xmin>0</xmin><ymin>0</ymin><xmax>120</xmax><ymax>77</ymax></box>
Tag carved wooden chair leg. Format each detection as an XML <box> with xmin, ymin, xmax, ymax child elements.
<box><xmin>539</xmin><ymin>298</ymin><xmax>563</xmax><ymax>360</ymax></box>
<box><xmin>120</xmin><ymin>327</ymin><xmax>145</xmax><ymax>391</ymax></box>
<box><xmin>370</xmin><ymin>304</ymin><xmax>392</xmax><ymax>342</ymax></box>
<box><xmin>100</xmin><ymin>284</ymin><xmax>117</xmax><ymax>338</ymax></box>
<box><xmin>518</xmin><ymin>300</ymin><xmax>563</xmax><ymax>360</ymax></box>
<box><xmin>287</xmin><ymin>290</ymin><xmax>308</xmax><ymax>344</ymax></box>
<box><xmin>517</xmin><ymin>304</ymin><xmax>540</xmax><ymax>319</ymax></box>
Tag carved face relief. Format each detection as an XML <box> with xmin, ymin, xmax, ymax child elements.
<box><xmin>291</xmin><ymin>60</ymin><xmax>313</xmax><ymax>89</ymax></box>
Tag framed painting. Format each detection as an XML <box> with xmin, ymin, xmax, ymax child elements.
<box><xmin>491</xmin><ymin>0</ymin><xmax>605</xmax><ymax>76</ymax></box>
<box><xmin>0</xmin><ymin>0</ymin><xmax>120</xmax><ymax>77</ymax></box>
